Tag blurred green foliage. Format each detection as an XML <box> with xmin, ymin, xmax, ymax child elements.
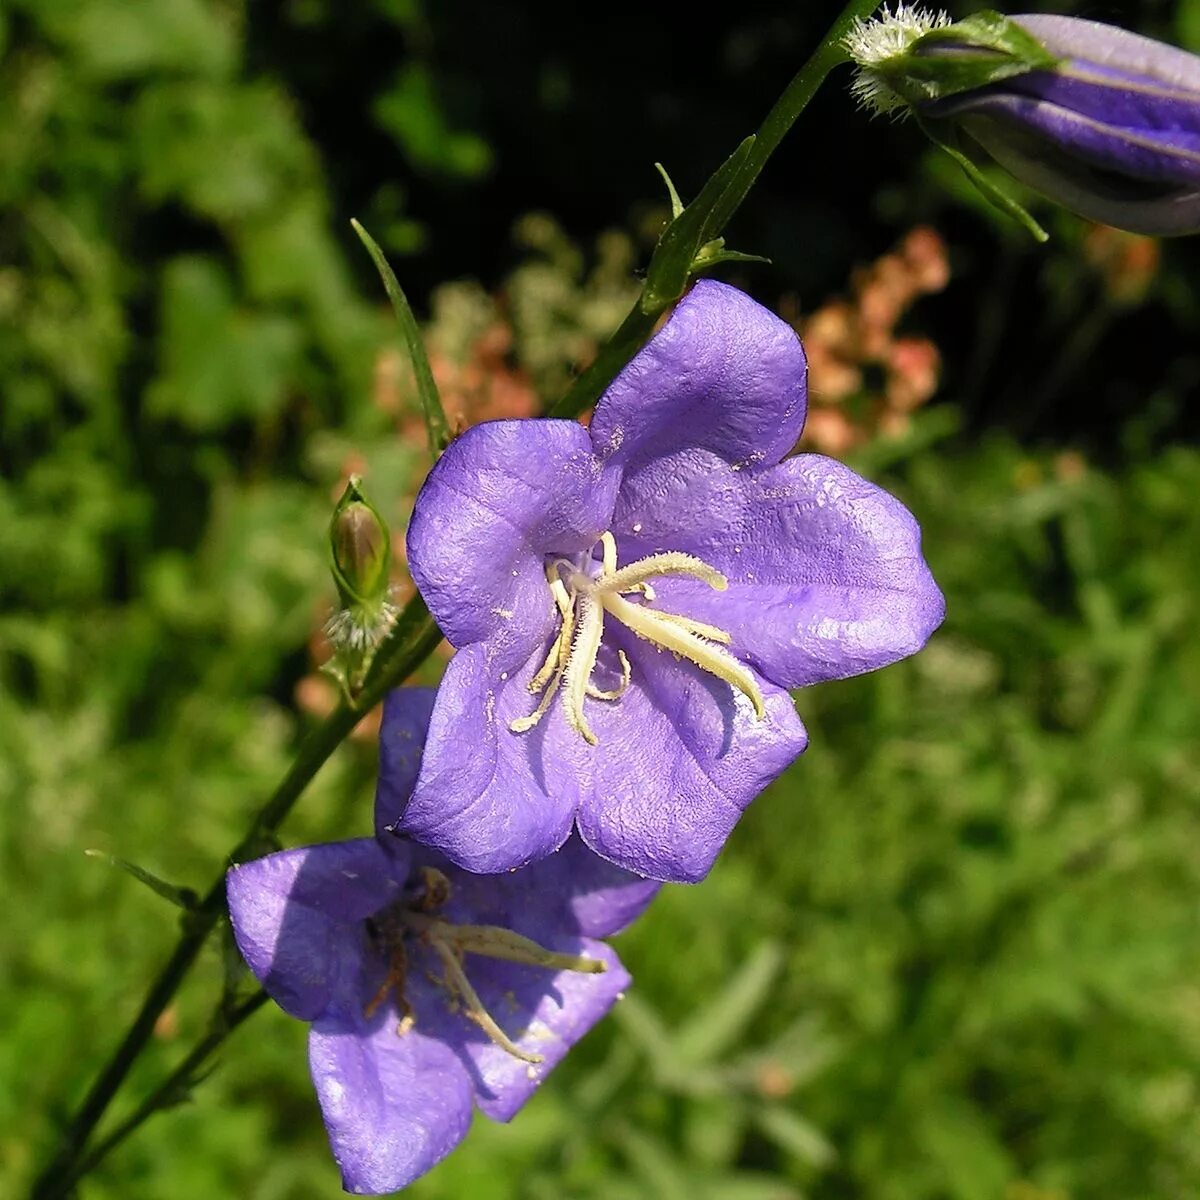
<box><xmin>3</xmin><ymin>1</ymin><xmax>1200</xmax><ymax>1199</ymax></box>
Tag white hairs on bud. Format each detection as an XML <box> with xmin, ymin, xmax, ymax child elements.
<box><xmin>844</xmin><ymin>4</ymin><xmax>952</xmax><ymax>117</ymax></box>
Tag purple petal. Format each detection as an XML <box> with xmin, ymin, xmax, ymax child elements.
<box><xmin>589</xmin><ymin>280</ymin><xmax>807</xmax><ymax>475</ymax></box>
<box><xmin>549</xmin><ymin>837</ymin><xmax>661</xmax><ymax>937</ymax></box>
<box><xmin>309</xmin><ymin>1009</ymin><xmax>474</xmax><ymax>1194</ymax></box>
<box><xmin>375</xmin><ymin>687</ymin><xmax>437</xmax><ymax>839</ymax></box>
<box><xmin>949</xmin><ymin>92</ymin><xmax>1200</xmax><ymax>187</ymax></box>
<box><xmin>416</xmin><ymin>835</ymin><xmax>659</xmax><ymax>942</ymax></box>
<box><xmin>399</xmin><ymin>643</ymin><xmax>589</xmax><ymax>873</ymax></box>
<box><xmin>1004</xmin><ymin>67</ymin><xmax>1200</xmax><ymax>146</ymax></box>
<box><xmin>577</xmin><ymin>637</ymin><xmax>808</xmax><ymax>883</ymax></box>
<box><xmin>451</xmin><ymin>938</ymin><xmax>631</xmax><ymax>1122</ymax></box>
<box><xmin>963</xmin><ymin>111</ymin><xmax>1200</xmax><ymax>235</ymax></box>
<box><xmin>227</xmin><ymin>840</ymin><xmax>407</xmax><ymax>1021</ymax></box>
<box><xmin>406</xmin><ymin>420</ymin><xmax>618</xmax><ymax>659</ymax></box>
<box><xmin>1016</xmin><ymin>15</ymin><xmax>1200</xmax><ymax>95</ymax></box>
<box><xmin>611</xmin><ymin>449</ymin><xmax>944</xmax><ymax>690</ymax></box>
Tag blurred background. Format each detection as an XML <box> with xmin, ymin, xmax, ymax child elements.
<box><xmin>3</xmin><ymin>0</ymin><xmax>1200</xmax><ymax>1196</ymax></box>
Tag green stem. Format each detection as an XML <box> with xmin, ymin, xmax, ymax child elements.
<box><xmin>704</xmin><ymin>1</ymin><xmax>874</xmax><ymax>235</ymax></box>
<box><xmin>546</xmin><ymin>301</ymin><xmax>659</xmax><ymax>419</ymax></box>
<box><xmin>59</xmin><ymin>991</ymin><xmax>271</xmax><ymax>1192</ymax></box>
<box><xmin>31</xmin><ymin>3</ymin><xmax>879</xmax><ymax>1191</ymax></box>
<box><xmin>549</xmin><ymin>0</ymin><xmax>877</xmax><ymax>420</ymax></box>
<box><xmin>30</xmin><ymin>597</ymin><xmax>440</xmax><ymax>1200</ymax></box>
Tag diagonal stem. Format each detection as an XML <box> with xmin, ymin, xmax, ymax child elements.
<box><xmin>30</xmin><ymin>597</ymin><xmax>442</xmax><ymax>1200</ymax></box>
<box><xmin>54</xmin><ymin>991</ymin><xmax>271</xmax><ymax>1192</ymax></box>
<box><xmin>30</xmin><ymin>3</ymin><xmax>880</xmax><ymax>1193</ymax></box>
<box><xmin>548</xmin><ymin>0</ymin><xmax>879</xmax><ymax>421</ymax></box>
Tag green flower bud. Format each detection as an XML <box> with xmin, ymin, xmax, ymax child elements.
<box><xmin>330</xmin><ymin>477</ymin><xmax>391</xmax><ymax>611</ymax></box>
<box><xmin>324</xmin><ymin>478</ymin><xmax>398</xmax><ymax>697</ymax></box>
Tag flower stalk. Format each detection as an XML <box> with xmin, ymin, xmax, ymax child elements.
<box><xmin>548</xmin><ymin>0</ymin><xmax>882</xmax><ymax>420</ymax></box>
<box><xmin>31</xmin><ymin>1</ymin><xmax>882</xmax><ymax>1191</ymax></box>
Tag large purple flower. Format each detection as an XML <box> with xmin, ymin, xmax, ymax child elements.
<box><xmin>228</xmin><ymin>694</ymin><xmax>657</xmax><ymax>1194</ymax></box>
<box><xmin>402</xmin><ymin>280</ymin><xmax>943</xmax><ymax>883</ymax></box>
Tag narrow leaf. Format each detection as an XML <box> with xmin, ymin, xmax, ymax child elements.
<box><xmin>85</xmin><ymin>849</ymin><xmax>199</xmax><ymax>910</ymax></box>
<box><xmin>643</xmin><ymin>136</ymin><xmax>757</xmax><ymax>312</ymax></box>
<box><xmin>754</xmin><ymin>1104</ymin><xmax>837</xmax><ymax>1167</ymax></box>
<box><xmin>655</xmin><ymin>162</ymin><xmax>685</xmax><ymax>219</ymax></box>
<box><xmin>351</xmin><ymin>219</ymin><xmax>450</xmax><ymax>456</ymax></box>
<box><xmin>672</xmin><ymin>941</ymin><xmax>783</xmax><ymax>1066</ymax></box>
<box><xmin>917</xmin><ymin>116</ymin><xmax>1049</xmax><ymax>242</ymax></box>
<box><xmin>692</xmin><ymin>239</ymin><xmax>772</xmax><ymax>271</ymax></box>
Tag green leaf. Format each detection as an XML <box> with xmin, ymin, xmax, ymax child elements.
<box><xmin>916</xmin><ymin>116</ymin><xmax>1048</xmax><ymax>243</ymax></box>
<box><xmin>84</xmin><ymin>849</ymin><xmax>199</xmax><ymax>910</ymax></box>
<box><xmin>655</xmin><ymin>162</ymin><xmax>685</xmax><ymax>220</ymax></box>
<box><xmin>351</xmin><ymin>218</ymin><xmax>450</xmax><ymax>457</ymax></box>
<box><xmin>147</xmin><ymin>256</ymin><xmax>303</xmax><ymax>430</ymax></box>
<box><xmin>372</xmin><ymin>64</ymin><xmax>493</xmax><ymax>179</ymax></box>
<box><xmin>672</xmin><ymin>941</ymin><xmax>783</xmax><ymax>1066</ymax></box>
<box><xmin>642</xmin><ymin>136</ymin><xmax>757</xmax><ymax>313</ymax></box>
<box><xmin>753</xmin><ymin>1104</ymin><xmax>836</xmax><ymax>1168</ymax></box>
<box><xmin>691</xmin><ymin>238</ymin><xmax>772</xmax><ymax>272</ymax></box>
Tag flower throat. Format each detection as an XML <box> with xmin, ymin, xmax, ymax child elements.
<box><xmin>365</xmin><ymin>866</ymin><xmax>606</xmax><ymax>1063</ymax></box>
<box><xmin>511</xmin><ymin>532</ymin><xmax>765</xmax><ymax>745</ymax></box>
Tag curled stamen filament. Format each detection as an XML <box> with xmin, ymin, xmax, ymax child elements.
<box><xmin>586</xmin><ymin>649</ymin><xmax>631</xmax><ymax>700</ymax></box>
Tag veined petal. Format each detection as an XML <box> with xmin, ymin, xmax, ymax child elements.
<box><xmin>942</xmin><ymin>92</ymin><xmax>1200</xmax><ymax>187</ymax></box>
<box><xmin>589</xmin><ymin>280</ymin><xmax>807</xmax><ymax>475</ymax></box>
<box><xmin>375</xmin><ymin>687</ymin><xmax>437</xmax><ymax>839</ymax></box>
<box><xmin>1015</xmin><ymin>14</ymin><xmax>1200</xmax><ymax>95</ymax></box>
<box><xmin>309</xmin><ymin>1007</ymin><xmax>474</xmax><ymax>1195</ymax></box>
<box><xmin>226</xmin><ymin>840</ymin><xmax>405</xmax><ymax>1021</ymax></box>
<box><xmin>406</xmin><ymin>420</ymin><xmax>618</xmax><ymax>658</ymax></box>
<box><xmin>577</xmin><ymin>634</ymin><xmax>808</xmax><ymax>883</ymax></box>
<box><xmin>1002</xmin><ymin>64</ymin><xmax>1200</xmax><ymax>140</ymax></box>
<box><xmin>399</xmin><ymin>643</ymin><xmax>589</xmax><ymax>873</ymax></box>
<box><xmin>611</xmin><ymin>449</ymin><xmax>944</xmax><ymax>690</ymax></box>
<box><xmin>964</xmin><ymin>111</ymin><xmax>1200</xmax><ymax>235</ymax></box>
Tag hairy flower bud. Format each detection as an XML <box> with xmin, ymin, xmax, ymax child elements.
<box><xmin>324</xmin><ymin>478</ymin><xmax>398</xmax><ymax>693</ymax></box>
<box><xmin>847</xmin><ymin>7</ymin><xmax>1200</xmax><ymax>236</ymax></box>
<box><xmin>330</xmin><ymin>477</ymin><xmax>390</xmax><ymax>610</ymax></box>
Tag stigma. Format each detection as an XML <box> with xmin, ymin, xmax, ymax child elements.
<box><xmin>511</xmin><ymin>532</ymin><xmax>765</xmax><ymax>745</ymax></box>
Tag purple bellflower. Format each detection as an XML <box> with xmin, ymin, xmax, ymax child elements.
<box><xmin>848</xmin><ymin>7</ymin><xmax>1200</xmax><ymax>235</ymax></box>
<box><xmin>227</xmin><ymin>691</ymin><xmax>658</xmax><ymax>1195</ymax></box>
<box><xmin>400</xmin><ymin>280</ymin><xmax>944</xmax><ymax>884</ymax></box>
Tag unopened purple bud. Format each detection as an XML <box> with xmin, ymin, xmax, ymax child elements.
<box><xmin>848</xmin><ymin>8</ymin><xmax>1200</xmax><ymax>235</ymax></box>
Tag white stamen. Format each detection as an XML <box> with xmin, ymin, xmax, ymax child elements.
<box><xmin>647</xmin><ymin>610</ymin><xmax>733</xmax><ymax>644</ymax></box>
<box><xmin>561</xmin><ymin>591</ymin><xmax>604</xmax><ymax>745</ymax></box>
<box><xmin>596</xmin><ymin>551</ymin><xmax>727</xmax><ymax>595</ymax></box>
<box><xmin>599</xmin><ymin>591</ymin><xmax>764</xmax><ymax>720</ymax></box>
<box><xmin>509</xmin><ymin>532</ymin><xmax>763</xmax><ymax>743</ymax></box>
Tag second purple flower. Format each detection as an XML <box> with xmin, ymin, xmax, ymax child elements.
<box><xmin>401</xmin><ymin>280</ymin><xmax>944</xmax><ymax>883</ymax></box>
